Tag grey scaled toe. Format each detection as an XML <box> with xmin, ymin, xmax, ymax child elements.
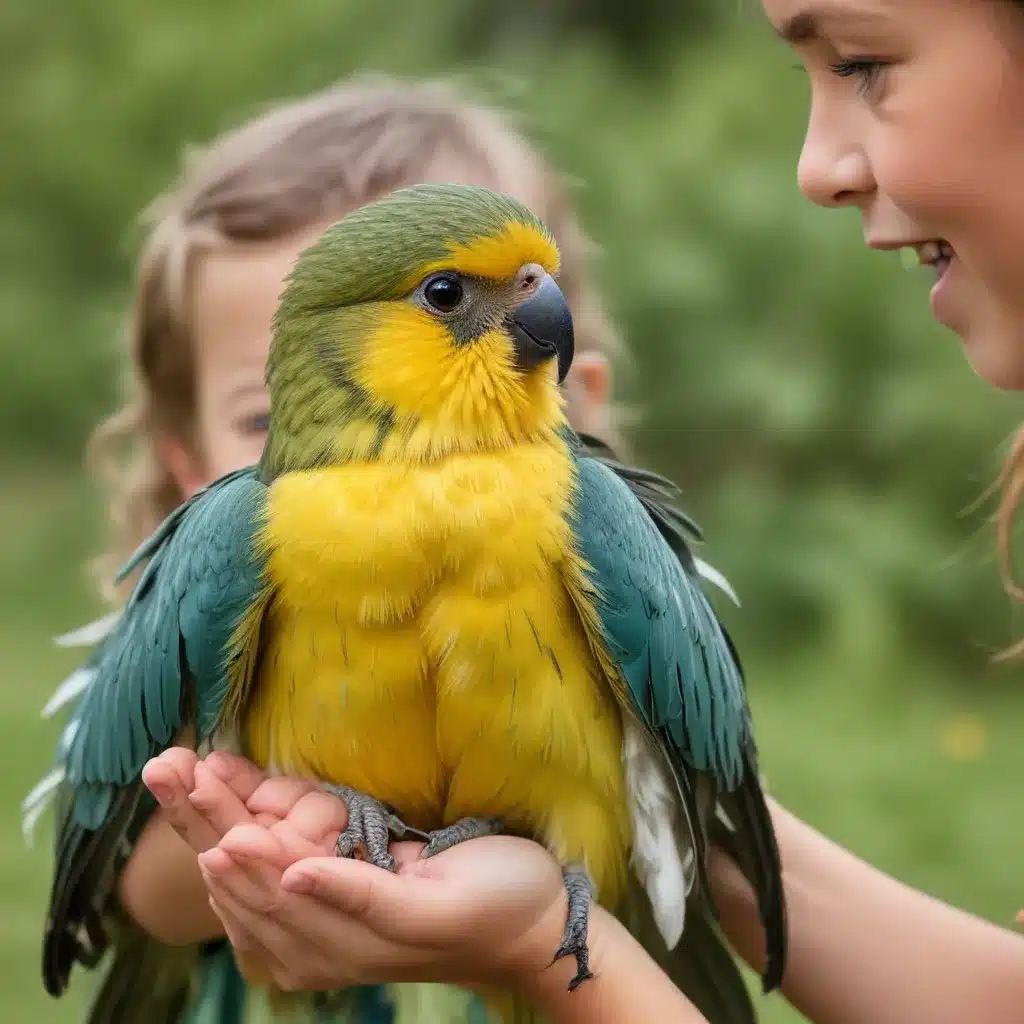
<box><xmin>553</xmin><ymin>865</ymin><xmax>595</xmax><ymax>992</ymax></box>
<box><xmin>322</xmin><ymin>783</ymin><xmax>430</xmax><ymax>873</ymax></box>
<box><xmin>421</xmin><ymin>816</ymin><xmax>505</xmax><ymax>858</ymax></box>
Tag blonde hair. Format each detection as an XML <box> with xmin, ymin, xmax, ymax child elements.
<box><xmin>89</xmin><ymin>75</ymin><xmax>624</xmax><ymax>600</ymax></box>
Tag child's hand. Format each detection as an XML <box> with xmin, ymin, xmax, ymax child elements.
<box><xmin>194</xmin><ymin>756</ymin><xmax>349</xmax><ymax>989</ymax></box>
<box><xmin>141</xmin><ymin>748</ymin><xmax>343</xmax><ymax>859</ymax></box>
<box><xmin>204</xmin><ymin>752</ymin><xmax>345</xmax><ymax>856</ymax></box>
<box><xmin>204</xmin><ymin>751</ymin><xmax>346</xmax><ymax>865</ymax></box>
<box><xmin>194</xmin><ymin>754</ymin><xmax>348</xmax><ymax>988</ymax></box>
<box><xmin>198</xmin><ymin>831</ymin><xmax>568</xmax><ymax>993</ymax></box>
<box><xmin>142</xmin><ymin>748</ymin><xmax>349</xmax><ymax>988</ymax></box>
<box><xmin>141</xmin><ymin>747</ymin><xmax>253</xmax><ymax>853</ymax></box>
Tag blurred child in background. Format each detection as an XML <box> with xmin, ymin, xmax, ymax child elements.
<box><xmin>60</xmin><ymin>75</ymin><xmax>622</xmax><ymax>1023</ymax></box>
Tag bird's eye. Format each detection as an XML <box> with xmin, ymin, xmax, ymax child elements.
<box><xmin>423</xmin><ymin>274</ymin><xmax>464</xmax><ymax>313</ymax></box>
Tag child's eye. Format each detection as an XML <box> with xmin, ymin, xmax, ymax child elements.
<box><xmin>240</xmin><ymin>412</ymin><xmax>270</xmax><ymax>435</ymax></box>
<box><xmin>828</xmin><ymin>58</ymin><xmax>888</xmax><ymax>96</ymax></box>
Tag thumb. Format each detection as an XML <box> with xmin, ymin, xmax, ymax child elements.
<box><xmin>280</xmin><ymin>857</ymin><xmax>470</xmax><ymax>946</ymax></box>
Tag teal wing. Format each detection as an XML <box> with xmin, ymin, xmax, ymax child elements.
<box><xmin>571</xmin><ymin>453</ymin><xmax>749</xmax><ymax>786</ymax></box>
<box><xmin>570</xmin><ymin>445</ymin><xmax>786</xmax><ymax>1001</ymax></box>
<box><xmin>41</xmin><ymin>466</ymin><xmax>271</xmax><ymax>1007</ymax></box>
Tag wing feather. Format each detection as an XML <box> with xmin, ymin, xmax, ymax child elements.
<box><xmin>37</xmin><ymin>465</ymin><xmax>272</xmax><ymax>1001</ymax></box>
<box><xmin>570</xmin><ymin>454</ymin><xmax>750</xmax><ymax>788</ymax></box>
<box><xmin>570</xmin><ymin>440</ymin><xmax>786</xmax><ymax>996</ymax></box>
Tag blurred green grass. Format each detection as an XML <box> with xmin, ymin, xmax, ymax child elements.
<box><xmin>3</xmin><ymin>466</ymin><xmax>1022</xmax><ymax>1023</ymax></box>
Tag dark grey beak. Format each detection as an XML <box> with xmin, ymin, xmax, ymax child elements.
<box><xmin>506</xmin><ymin>274</ymin><xmax>575</xmax><ymax>384</ymax></box>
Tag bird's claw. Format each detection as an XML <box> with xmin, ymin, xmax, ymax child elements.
<box><xmin>552</xmin><ymin>865</ymin><xmax>595</xmax><ymax>991</ymax></box>
<box><xmin>420</xmin><ymin>816</ymin><xmax>504</xmax><ymax>859</ymax></box>
<box><xmin>322</xmin><ymin>783</ymin><xmax>428</xmax><ymax>873</ymax></box>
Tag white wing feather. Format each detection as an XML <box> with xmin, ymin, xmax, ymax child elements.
<box><xmin>623</xmin><ymin>720</ymin><xmax>694</xmax><ymax>949</ymax></box>
<box><xmin>693</xmin><ymin>557</ymin><xmax>740</xmax><ymax>607</ymax></box>
<box><xmin>53</xmin><ymin>612</ymin><xmax>121</xmax><ymax>648</ymax></box>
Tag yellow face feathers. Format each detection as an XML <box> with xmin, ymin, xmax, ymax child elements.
<box><xmin>414</xmin><ymin>218</ymin><xmax>561</xmax><ymax>286</ymax></box>
<box><xmin>356</xmin><ymin>300</ymin><xmax>566</xmax><ymax>462</ymax></box>
<box><xmin>349</xmin><ymin>214</ymin><xmax>573</xmax><ymax>461</ymax></box>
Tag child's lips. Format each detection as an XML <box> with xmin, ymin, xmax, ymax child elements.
<box><xmin>881</xmin><ymin>238</ymin><xmax>960</xmax><ymax>330</ymax></box>
<box><xmin>928</xmin><ymin>249</ymin><xmax>960</xmax><ymax>331</ymax></box>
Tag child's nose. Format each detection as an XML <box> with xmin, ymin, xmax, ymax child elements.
<box><xmin>797</xmin><ymin>110</ymin><xmax>875</xmax><ymax>210</ymax></box>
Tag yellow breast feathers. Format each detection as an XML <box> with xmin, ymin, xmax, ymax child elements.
<box><xmin>245</xmin><ymin>441</ymin><xmax>632</xmax><ymax>904</ymax></box>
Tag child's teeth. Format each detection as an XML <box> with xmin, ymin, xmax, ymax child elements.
<box><xmin>900</xmin><ymin>242</ymin><xmax>951</xmax><ymax>270</ymax></box>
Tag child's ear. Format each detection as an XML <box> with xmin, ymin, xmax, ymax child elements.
<box><xmin>572</xmin><ymin>351</ymin><xmax>611</xmax><ymax>408</ymax></box>
<box><xmin>157</xmin><ymin>432</ymin><xmax>207</xmax><ymax>501</ymax></box>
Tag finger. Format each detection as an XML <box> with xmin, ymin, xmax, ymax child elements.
<box><xmin>219</xmin><ymin>822</ymin><xmax>303</xmax><ymax>874</ymax></box>
<box><xmin>204</xmin><ymin>882</ymin><xmax>295</xmax><ymax>975</ymax></box>
<box><xmin>203</xmin><ymin>751</ymin><xmax>269</xmax><ymax>803</ymax></box>
<box><xmin>244</xmin><ymin>776</ymin><xmax>322</xmax><ymax>819</ymax></box>
<box><xmin>208</xmin><ymin>893</ymin><xmax>290</xmax><ymax>989</ymax></box>
<box><xmin>277</xmin><ymin>790</ymin><xmax>348</xmax><ymax>844</ymax></box>
<box><xmin>203</xmin><ymin>861</ymin><xmax>332</xmax><ymax>984</ymax></box>
<box><xmin>141</xmin><ymin>748</ymin><xmax>198</xmax><ymax>805</ymax></box>
<box><xmin>208</xmin><ymin>895</ymin><xmax>259</xmax><ymax>955</ymax></box>
<box><xmin>279</xmin><ymin>855</ymin><xmax>464</xmax><ymax>946</ymax></box>
<box><xmin>268</xmin><ymin>818</ymin><xmax>335</xmax><ymax>860</ymax></box>
<box><xmin>189</xmin><ymin>761</ymin><xmax>254</xmax><ymax>839</ymax></box>
<box><xmin>206</xmin><ymin>824</ymin><xmax>305</xmax><ymax>903</ymax></box>
<box><xmin>155</xmin><ymin>746</ymin><xmax>200</xmax><ymax>782</ymax></box>
<box><xmin>201</xmin><ymin>841</ymin><xmax>278</xmax><ymax>907</ymax></box>
<box><xmin>142</xmin><ymin>753</ymin><xmax>220</xmax><ymax>853</ymax></box>
<box><xmin>210</xmin><ymin>876</ymin><xmax>403</xmax><ymax>987</ymax></box>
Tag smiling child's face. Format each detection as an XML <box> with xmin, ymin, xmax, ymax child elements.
<box><xmin>765</xmin><ymin>0</ymin><xmax>1024</xmax><ymax>389</ymax></box>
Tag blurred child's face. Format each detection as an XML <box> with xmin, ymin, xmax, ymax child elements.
<box><xmin>165</xmin><ymin>222</ymin><xmax>331</xmax><ymax>497</ymax></box>
<box><xmin>766</xmin><ymin>0</ymin><xmax>1024</xmax><ymax>389</ymax></box>
<box><xmin>164</xmin><ymin>217</ymin><xmax>610</xmax><ymax>498</ymax></box>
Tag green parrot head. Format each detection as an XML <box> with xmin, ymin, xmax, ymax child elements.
<box><xmin>261</xmin><ymin>182</ymin><xmax>575</xmax><ymax>476</ymax></box>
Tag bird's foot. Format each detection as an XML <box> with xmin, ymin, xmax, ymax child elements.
<box><xmin>552</xmin><ymin>864</ymin><xmax>595</xmax><ymax>992</ymax></box>
<box><xmin>419</xmin><ymin>817</ymin><xmax>505</xmax><ymax>859</ymax></box>
<box><xmin>322</xmin><ymin>783</ymin><xmax>430</xmax><ymax>873</ymax></box>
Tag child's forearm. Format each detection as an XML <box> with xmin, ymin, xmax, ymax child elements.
<box><xmin>712</xmin><ymin>798</ymin><xmax>1024</xmax><ymax>1024</ymax></box>
<box><xmin>521</xmin><ymin>905</ymin><xmax>707</xmax><ymax>1023</ymax></box>
<box><xmin>117</xmin><ymin>810</ymin><xmax>224</xmax><ymax>945</ymax></box>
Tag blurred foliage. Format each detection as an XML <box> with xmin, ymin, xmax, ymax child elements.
<box><xmin>3</xmin><ymin>0</ymin><xmax>1021</xmax><ymax>680</ymax></box>
<box><xmin>2</xmin><ymin>5</ymin><xmax>1024</xmax><ymax>1021</ymax></box>
<box><xmin>449</xmin><ymin>0</ymin><xmax>721</xmax><ymax>69</ymax></box>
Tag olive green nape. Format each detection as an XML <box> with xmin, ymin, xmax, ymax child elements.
<box><xmin>272</xmin><ymin>182</ymin><xmax>554</xmax><ymax>321</ymax></box>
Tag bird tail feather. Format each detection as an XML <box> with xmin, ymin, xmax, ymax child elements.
<box><xmin>84</xmin><ymin>926</ymin><xmax>199</xmax><ymax>1024</ymax></box>
<box><xmin>621</xmin><ymin>876</ymin><xmax>757</xmax><ymax>1024</ymax></box>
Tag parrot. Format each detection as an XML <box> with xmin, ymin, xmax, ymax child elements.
<box><xmin>30</xmin><ymin>182</ymin><xmax>786</xmax><ymax>1024</ymax></box>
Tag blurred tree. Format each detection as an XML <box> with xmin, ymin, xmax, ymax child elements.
<box><xmin>449</xmin><ymin>0</ymin><xmax>721</xmax><ymax>70</ymax></box>
<box><xmin>2</xmin><ymin>0</ymin><xmax>1021</xmax><ymax>682</ymax></box>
